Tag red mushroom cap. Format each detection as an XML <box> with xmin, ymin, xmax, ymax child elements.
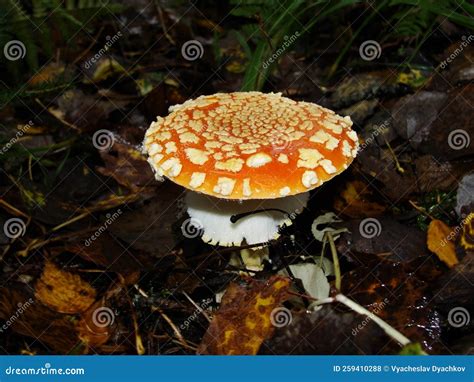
<box><xmin>143</xmin><ymin>92</ymin><xmax>358</xmax><ymax>199</ymax></box>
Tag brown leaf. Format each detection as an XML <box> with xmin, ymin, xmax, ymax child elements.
<box><xmin>338</xmin><ymin>217</ymin><xmax>429</xmax><ymax>262</ymax></box>
<box><xmin>35</xmin><ymin>261</ymin><xmax>96</xmax><ymax>314</ymax></box>
<box><xmin>427</xmin><ymin>220</ymin><xmax>459</xmax><ymax>268</ymax></box>
<box><xmin>342</xmin><ymin>259</ymin><xmax>442</xmax><ymax>353</ymax></box>
<box><xmin>198</xmin><ymin>276</ymin><xmax>291</xmax><ymax>355</ymax></box>
<box><xmin>261</xmin><ymin>305</ymin><xmax>387</xmax><ymax>355</ymax></box>
<box><xmin>0</xmin><ymin>288</ymin><xmax>82</xmax><ymax>354</ymax></box>
<box><xmin>77</xmin><ymin>301</ymin><xmax>116</xmax><ymax>348</ymax></box>
<box><xmin>96</xmin><ymin>142</ymin><xmax>156</xmax><ymax>193</ymax></box>
<box><xmin>333</xmin><ymin>180</ymin><xmax>386</xmax><ymax>218</ymax></box>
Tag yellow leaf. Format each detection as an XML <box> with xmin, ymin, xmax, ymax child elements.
<box><xmin>427</xmin><ymin>220</ymin><xmax>459</xmax><ymax>268</ymax></box>
<box><xmin>460</xmin><ymin>213</ymin><xmax>474</xmax><ymax>251</ymax></box>
<box><xmin>198</xmin><ymin>276</ymin><xmax>291</xmax><ymax>355</ymax></box>
<box><xmin>35</xmin><ymin>261</ymin><xmax>96</xmax><ymax>314</ymax></box>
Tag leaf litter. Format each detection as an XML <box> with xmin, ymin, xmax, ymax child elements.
<box><xmin>0</xmin><ymin>2</ymin><xmax>473</xmax><ymax>356</ymax></box>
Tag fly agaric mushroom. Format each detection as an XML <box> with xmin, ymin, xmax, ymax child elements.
<box><xmin>143</xmin><ymin>92</ymin><xmax>358</xmax><ymax>246</ymax></box>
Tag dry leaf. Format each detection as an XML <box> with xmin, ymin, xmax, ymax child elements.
<box><xmin>459</xmin><ymin>212</ymin><xmax>474</xmax><ymax>252</ymax></box>
<box><xmin>77</xmin><ymin>300</ymin><xmax>116</xmax><ymax>348</ymax></box>
<box><xmin>427</xmin><ymin>220</ymin><xmax>459</xmax><ymax>267</ymax></box>
<box><xmin>334</xmin><ymin>180</ymin><xmax>386</xmax><ymax>218</ymax></box>
<box><xmin>198</xmin><ymin>276</ymin><xmax>291</xmax><ymax>355</ymax></box>
<box><xmin>35</xmin><ymin>261</ymin><xmax>96</xmax><ymax>314</ymax></box>
<box><xmin>96</xmin><ymin>143</ymin><xmax>156</xmax><ymax>193</ymax></box>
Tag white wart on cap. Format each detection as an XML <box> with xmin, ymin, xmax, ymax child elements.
<box><xmin>143</xmin><ymin>92</ymin><xmax>359</xmax><ymax>200</ymax></box>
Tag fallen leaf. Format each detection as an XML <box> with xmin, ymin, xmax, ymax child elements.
<box><xmin>0</xmin><ymin>288</ymin><xmax>82</xmax><ymax>354</ymax></box>
<box><xmin>197</xmin><ymin>276</ymin><xmax>291</xmax><ymax>355</ymax></box>
<box><xmin>342</xmin><ymin>259</ymin><xmax>442</xmax><ymax>353</ymax></box>
<box><xmin>28</xmin><ymin>62</ymin><xmax>65</xmax><ymax>86</ymax></box>
<box><xmin>333</xmin><ymin>180</ymin><xmax>386</xmax><ymax>218</ymax></box>
<box><xmin>287</xmin><ymin>263</ymin><xmax>330</xmax><ymax>309</ymax></box>
<box><xmin>261</xmin><ymin>305</ymin><xmax>387</xmax><ymax>355</ymax></box>
<box><xmin>35</xmin><ymin>261</ymin><xmax>96</xmax><ymax>314</ymax></box>
<box><xmin>338</xmin><ymin>216</ymin><xmax>429</xmax><ymax>262</ymax></box>
<box><xmin>427</xmin><ymin>219</ymin><xmax>459</xmax><ymax>267</ymax></box>
<box><xmin>96</xmin><ymin>142</ymin><xmax>156</xmax><ymax>193</ymax></box>
<box><xmin>459</xmin><ymin>212</ymin><xmax>474</xmax><ymax>252</ymax></box>
<box><xmin>77</xmin><ymin>300</ymin><xmax>116</xmax><ymax>348</ymax></box>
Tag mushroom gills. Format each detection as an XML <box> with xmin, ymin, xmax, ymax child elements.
<box><xmin>184</xmin><ymin>191</ymin><xmax>310</xmax><ymax>246</ymax></box>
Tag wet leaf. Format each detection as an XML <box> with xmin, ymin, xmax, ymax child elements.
<box><xmin>197</xmin><ymin>276</ymin><xmax>291</xmax><ymax>355</ymax></box>
<box><xmin>427</xmin><ymin>219</ymin><xmax>459</xmax><ymax>268</ymax></box>
<box><xmin>35</xmin><ymin>261</ymin><xmax>96</xmax><ymax>314</ymax></box>
<box><xmin>261</xmin><ymin>305</ymin><xmax>387</xmax><ymax>355</ymax></box>
<box><xmin>342</xmin><ymin>259</ymin><xmax>442</xmax><ymax>353</ymax></box>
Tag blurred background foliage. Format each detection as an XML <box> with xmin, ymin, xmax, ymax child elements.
<box><xmin>0</xmin><ymin>0</ymin><xmax>473</xmax><ymax>94</ymax></box>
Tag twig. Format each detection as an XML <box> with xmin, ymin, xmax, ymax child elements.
<box><xmin>0</xmin><ymin>199</ymin><xmax>29</xmax><ymax>218</ymax></box>
<box><xmin>51</xmin><ymin>211</ymin><xmax>90</xmax><ymax>232</ymax></box>
<box><xmin>409</xmin><ymin>200</ymin><xmax>436</xmax><ymax>221</ymax></box>
<box><xmin>35</xmin><ymin>98</ymin><xmax>80</xmax><ymax>132</ymax></box>
<box><xmin>152</xmin><ymin>306</ymin><xmax>189</xmax><ymax>349</ymax></box>
<box><xmin>384</xmin><ymin>138</ymin><xmax>405</xmax><ymax>174</ymax></box>
<box><xmin>182</xmin><ymin>292</ymin><xmax>211</xmax><ymax>323</ymax></box>
<box><xmin>154</xmin><ymin>1</ymin><xmax>175</xmax><ymax>45</ymax></box>
<box><xmin>334</xmin><ymin>294</ymin><xmax>412</xmax><ymax>347</ymax></box>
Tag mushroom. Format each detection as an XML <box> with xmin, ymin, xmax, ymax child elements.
<box><xmin>143</xmin><ymin>92</ymin><xmax>358</xmax><ymax>246</ymax></box>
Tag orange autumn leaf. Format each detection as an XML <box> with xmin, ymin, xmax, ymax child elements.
<box><xmin>198</xmin><ymin>276</ymin><xmax>291</xmax><ymax>355</ymax></box>
<box><xmin>35</xmin><ymin>261</ymin><xmax>96</xmax><ymax>314</ymax></box>
<box><xmin>427</xmin><ymin>220</ymin><xmax>459</xmax><ymax>268</ymax></box>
